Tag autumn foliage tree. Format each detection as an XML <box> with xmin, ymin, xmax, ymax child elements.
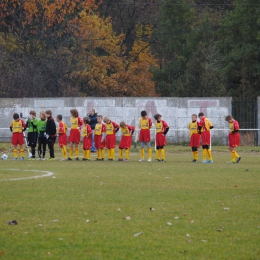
<box><xmin>0</xmin><ymin>0</ymin><xmax>158</xmax><ymax>97</ymax></box>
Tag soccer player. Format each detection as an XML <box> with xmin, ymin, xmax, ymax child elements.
<box><xmin>188</xmin><ymin>114</ymin><xmax>201</xmax><ymax>162</ymax></box>
<box><xmin>94</xmin><ymin>115</ymin><xmax>106</xmax><ymax>161</ymax></box>
<box><xmin>68</xmin><ymin>109</ymin><xmax>83</xmax><ymax>161</ymax></box>
<box><xmin>198</xmin><ymin>112</ymin><xmax>213</xmax><ymax>164</ymax></box>
<box><xmin>56</xmin><ymin>114</ymin><xmax>68</xmax><ymax>161</ymax></box>
<box><xmin>82</xmin><ymin>117</ymin><xmax>92</xmax><ymax>161</ymax></box>
<box><xmin>118</xmin><ymin>121</ymin><xmax>135</xmax><ymax>162</ymax></box>
<box><xmin>26</xmin><ymin>110</ymin><xmax>39</xmax><ymax>160</ymax></box>
<box><xmin>10</xmin><ymin>113</ymin><xmax>26</xmax><ymax>160</ymax></box>
<box><xmin>225</xmin><ymin>115</ymin><xmax>241</xmax><ymax>163</ymax></box>
<box><xmin>37</xmin><ymin>111</ymin><xmax>47</xmax><ymax>160</ymax></box>
<box><xmin>103</xmin><ymin>117</ymin><xmax>119</xmax><ymax>161</ymax></box>
<box><xmin>154</xmin><ymin>114</ymin><xmax>169</xmax><ymax>162</ymax></box>
<box><xmin>139</xmin><ymin>110</ymin><xmax>153</xmax><ymax>162</ymax></box>
<box><xmin>45</xmin><ymin>110</ymin><xmax>57</xmax><ymax>160</ymax></box>
<box><xmin>88</xmin><ymin>109</ymin><xmax>98</xmax><ymax>153</ymax></box>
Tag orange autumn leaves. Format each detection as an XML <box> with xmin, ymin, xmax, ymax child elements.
<box><xmin>0</xmin><ymin>0</ymin><xmax>158</xmax><ymax>97</ymax></box>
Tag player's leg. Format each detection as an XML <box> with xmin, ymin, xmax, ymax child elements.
<box><xmin>13</xmin><ymin>144</ymin><xmax>18</xmax><ymax>160</ymax></box>
<box><xmin>38</xmin><ymin>138</ymin><xmax>42</xmax><ymax>159</ymax></box>
<box><xmin>192</xmin><ymin>147</ymin><xmax>198</xmax><ymax>162</ymax></box>
<box><xmin>101</xmin><ymin>148</ymin><xmax>105</xmax><ymax>160</ymax></box>
<box><xmin>147</xmin><ymin>142</ymin><xmax>152</xmax><ymax>162</ymax></box>
<box><xmin>69</xmin><ymin>142</ymin><xmax>73</xmax><ymax>160</ymax></box>
<box><xmin>42</xmin><ymin>140</ymin><xmax>46</xmax><ymax>159</ymax></box>
<box><xmin>161</xmin><ymin>146</ymin><xmax>165</xmax><ymax>162</ymax></box>
<box><xmin>139</xmin><ymin>142</ymin><xmax>145</xmax><ymax>161</ymax></box>
<box><xmin>156</xmin><ymin>147</ymin><xmax>161</xmax><ymax>161</ymax></box>
<box><xmin>125</xmin><ymin>149</ymin><xmax>130</xmax><ymax>161</ymax></box>
<box><xmin>75</xmin><ymin>142</ymin><xmax>79</xmax><ymax>161</ymax></box>
<box><xmin>20</xmin><ymin>144</ymin><xmax>25</xmax><ymax>160</ymax></box>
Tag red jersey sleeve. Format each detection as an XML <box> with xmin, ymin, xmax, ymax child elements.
<box><xmin>162</xmin><ymin>120</ymin><xmax>169</xmax><ymax>129</ymax></box>
<box><xmin>102</xmin><ymin>124</ymin><xmax>106</xmax><ymax>133</ymax></box>
<box><xmin>87</xmin><ymin>124</ymin><xmax>92</xmax><ymax>136</ymax></box>
<box><xmin>58</xmin><ymin>122</ymin><xmax>63</xmax><ymax>133</ymax></box>
<box><xmin>21</xmin><ymin>120</ymin><xmax>26</xmax><ymax>129</ymax></box>
<box><xmin>127</xmin><ymin>125</ymin><xmax>135</xmax><ymax>131</ymax></box>
<box><xmin>148</xmin><ymin>118</ymin><xmax>152</xmax><ymax>128</ymax></box>
<box><xmin>233</xmin><ymin>120</ymin><xmax>239</xmax><ymax>131</ymax></box>
<box><xmin>78</xmin><ymin>117</ymin><xmax>83</xmax><ymax>127</ymax></box>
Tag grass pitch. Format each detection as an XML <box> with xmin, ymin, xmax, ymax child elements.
<box><xmin>0</xmin><ymin>145</ymin><xmax>260</xmax><ymax>260</ymax></box>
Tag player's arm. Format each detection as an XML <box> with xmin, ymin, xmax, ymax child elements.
<box><xmin>101</xmin><ymin>124</ymin><xmax>106</xmax><ymax>141</ymax></box>
<box><xmin>232</xmin><ymin>121</ymin><xmax>239</xmax><ymax>133</ymax></box>
<box><xmin>22</xmin><ymin>120</ymin><xmax>27</xmax><ymax>131</ymax></box>
<box><xmin>113</xmin><ymin>122</ymin><xmax>120</xmax><ymax>133</ymax></box>
<box><xmin>88</xmin><ymin>125</ymin><xmax>93</xmax><ymax>137</ymax></box>
<box><xmin>129</xmin><ymin>125</ymin><xmax>135</xmax><ymax>135</ymax></box>
<box><xmin>148</xmin><ymin>118</ymin><xmax>152</xmax><ymax>128</ymax></box>
<box><xmin>78</xmin><ymin>117</ymin><xmax>83</xmax><ymax>129</ymax></box>
<box><xmin>163</xmin><ymin>121</ymin><xmax>169</xmax><ymax>135</ymax></box>
<box><xmin>10</xmin><ymin>122</ymin><xmax>13</xmax><ymax>132</ymax></box>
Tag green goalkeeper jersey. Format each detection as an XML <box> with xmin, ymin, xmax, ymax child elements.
<box><xmin>27</xmin><ymin>118</ymin><xmax>39</xmax><ymax>133</ymax></box>
<box><xmin>37</xmin><ymin>119</ymin><xmax>47</xmax><ymax>134</ymax></box>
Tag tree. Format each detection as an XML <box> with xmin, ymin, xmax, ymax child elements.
<box><xmin>218</xmin><ymin>0</ymin><xmax>260</xmax><ymax>100</ymax></box>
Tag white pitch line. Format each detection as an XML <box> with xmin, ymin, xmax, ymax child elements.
<box><xmin>0</xmin><ymin>169</ymin><xmax>54</xmax><ymax>181</ymax></box>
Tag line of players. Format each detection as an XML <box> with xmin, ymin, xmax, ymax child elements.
<box><xmin>9</xmin><ymin>109</ymin><xmax>241</xmax><ymax>163</ymax></box>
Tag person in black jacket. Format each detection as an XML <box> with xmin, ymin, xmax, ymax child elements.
<box><xmin>88</xmin><ymin>108</ymin><xmax>98</xmax><ymax>152</ymax></box>
<box><xmin>45</xmin><ymin>110</ymin><xmax>57</xmax><ymax>160</ymax></box>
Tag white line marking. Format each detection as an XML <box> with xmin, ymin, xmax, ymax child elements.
<box><xmin>0</xmin><ymin>169</ymin><xmax>54</xmax><ymax>181</ymax></box>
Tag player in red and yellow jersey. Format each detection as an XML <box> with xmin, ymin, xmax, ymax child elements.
<box><xmin>118</xmin><ymin>121</ymin><xmax>135</xmax><ymax>162</ymax></box>
<box><xmin>139</xmin><ymin>110</ymin><xmax>153</xmax><ymax>162</ymax></box>
<box><xmin>68</xmin><ymin>109</ymin><xmax>83</xmax><ymax>161</ymax></box>
<box><xmin>56</xmin><ymin>114</ymin><xmax>68</xmax><ymax>160</ymax></box>
<box><xmin>103</xmin><ymin>117</ymin><xmax>119</xmax><ymax>161</ymax></box>
<box><xmin>94</xmin><ymin>115</ymin><xmax>106</xmax><ymax>161</ymax></box>
<box><xmin>82</xmin><ymin>117</ymin><xmax>92</xmax><ymax>161</ymax></box>
<box><xmin>10</xmin><ymin>113</ymin><xmax>26</xmax><ymax>160</ymax></box>
<box><xmin>225</xmin><ymin>115</ymin><xmax>241</xmax><ymax>163</ymax></box>
<box><xmin>188</xmin><ymin>114</ymin><xmax>201</xmax><ymax>162</ymax></box>
<box><xmin>198</xmin><ymin>112</ymin><xmax>213</xmax><ymax>163</ymax></box>
<box><xmin>154</xmin><ymin>114</ymin><xmax>169</xmax><ymax>162</ymax></box>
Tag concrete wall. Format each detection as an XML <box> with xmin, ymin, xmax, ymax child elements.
<box><xmin>0</xmin><ymin>97</ymin><xmax>232</xmax><ymax>144</ymax></box>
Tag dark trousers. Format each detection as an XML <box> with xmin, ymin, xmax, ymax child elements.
<box><xmin>38</xmin><ymin>136</ymin><xmax>46</xmax><ymax>158</ymax></box>
<box><xmin>48</xmin><ymin>136</ymin><xmax>56</xmax><ymax>158</ymax></box>
<box><xmin>28</xmin><ymin>132</ymin><xmax>38</xmax><ymax>157</ymax></box>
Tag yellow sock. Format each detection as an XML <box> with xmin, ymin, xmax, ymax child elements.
<box><xmin>156</xmin><ymin>149</ymin><xmax>160</xmax><ymax>160</ymax></box>
<box><xmin>62</xmin><ymin>147</ymin><xmax>67</xmax><ymax>159</ymax></box>
<box><xmin>97</xmin><ymin>149</ymin><xmax>101</xmax><ymax>159</ymax></box>
<box><xmin>69</xmin><ymin>148</ymin><xmax>73</xmax><ymax>158</ymax></box>
<box><xmin>75</xmin><ymin>148</ymin><xmax>79</xmax><ymax>158</ymax></box>
<box><xmin>194</xmin><ymin>151</ymin><xmax>199</xmax><ymax>160</ymax></box>
<box><xmin>234</xmin><ymin>151</ymin><xmax>239</xmax><ymax>158</ymax></box>
<box><xmin>119</xmin><ymin>149</ymin><xmax>123</xmax><ymax>159</ymax></box>
<box><xmin>83</xmin><ymin>150</ymin><xmax>87</xmax><ymax>159</ymax></box>
<box><xmin>192</xmin><ymin>151</ymin><xmax>196</xmax><ymax>160</ymax></box>
<box><xmin>231</xmin><ymin>151</ymin><xmax>235</xmax><ymax>162</ymax></box>
<box><xmin>86</xmin><ymin>150</ymin><xmax>90</xmax><ymax>159</ymax></box>
<box><xmin>101</xmin><ymin>149</ymin><xmax>105</xmax><ymax>159</ymax></box>
<box><xmin>207</xmin><ymin>149</ymin><xmax>213</xmax><ymax>160</ymax></box>
<box><xmin>107</xmin><ymin>149</ymin><xmax>111</xmax><ymax>159</ymax></box>
<box><xmin>161</xmin><ymin>148</ymin><xmax>165</xmax><ymax>160</ymax></box>
<box><xmin>14</xmin><ymin>149</ymin><xmax>18</xmax><ymax>158</ymax></box>
<box><xmin>148</xmin><ymin>148</ymin><xmax>152</xmax><ymax>159</ymax></box>
<box><xmin>111</xmin><ymin>149</ymin><xmax>115</xmax><ymax>160</ymax></box>
<box><xmin>125</xmin><ymin>149</ymin><xmax>130</xmax><ymax>159</ymax></box>
<box><xmin>140</xmin><ymin>148</ymin><xmax>144</xmax><ymax>159</ymax></box>
<box><xmin>203</xmin><ymin>149</ymin><xmax>207</xmax><ymax>160</ymax></box>
<box><xmin>20</xmin><ymin>149</ymin><xmax>25</xmax><ymax>157</ymax></box>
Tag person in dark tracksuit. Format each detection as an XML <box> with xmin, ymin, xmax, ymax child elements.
<box><xmin>88</xmin><ymin>108</ymin><xmax>98</xmax><ymax>152</ymax></box>
<box><xmin>45</xmin><ymin>110</ymin><xmax>57</xmax><ymax>160</ymax></box>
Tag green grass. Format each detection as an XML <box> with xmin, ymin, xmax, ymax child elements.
<box><xmin>0</xmin><ymin>144</ymin><xmax>260</xmax><ymax>259</ymax></box>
